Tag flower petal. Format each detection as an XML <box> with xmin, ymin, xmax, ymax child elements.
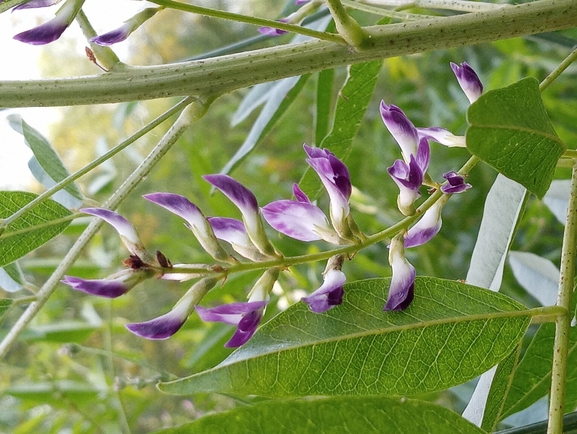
<box><xmin>13</xmin><ymin>0</ymin><xmax>83</xmax><ymax>45</ymax></box>
<box><xmin>380</xmin><ymin>101</ymin><xmax>419</xmax><ymax>162</ymax></box>
<box><xmin>450</xmin><ymin>61</ymin><xmax>483</xmax><ymax>104</ymax></box>
<box><xmin>404</xmin><ymin>201</ymin><xmax>443</xmax><ymax>248</ymax></box>
<box><xmin>302</xmin><ymin>268</ymin><xmax>346</xmax><ymax>313</ymax></box>
<box><xmin>62</xmin><ymin>269</ymin><xmax>151</xmax><ymax>298</ymax></box>
<box><xmin>143</xmin><ymin>193</ymin><xmax>230</xmax><ymax>262</ymax></box>
<box><xmin>90</xmin><ymin>7</ymin><xmax>159</xmax><ymax>46</ymax></box>
<box><xmin>384</xmin><ymin>236</ymin><xmax>415</xmax><ymax>311</ymax></box>
<box><xmin>417</xmin><ymin>127</ymin><xmax>466</xmax><ymax>148</ymax></box>
<box><xmin>14</xmin><ymin>0</ymin><xmax>60</xmax><ymax>10</ymax></box>
<box><xmin>441</xmin><ymin>171</ymin><xmax>472</xmax><ymax>194</ymax></box>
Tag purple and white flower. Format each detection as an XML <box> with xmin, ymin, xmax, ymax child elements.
<box><xmin>387</xmin><ymin>137</ymin><xmax>430</xmax><ymax>216</ymax></box>
<box><xmin>13</xmin><ymin>0</ymin><xmax>85</xmax><ymax>45</ymax></box>
<box><xmin>304</xmin><ymin>145</ymin><xmax>353</xmax><ymax>239</ymax></box>
<box><xmin>126</xmin><ymin>277</ymin><xmax>217</xmax><ymax>340</ymax></box>
<box><xmin>384</xmin><ymin>233</ymin><xmax>415</xmax><ymax>311</ymax></box>
<box><xmin>262</xmin><ymin>184</ymin><xmax>341</xmax><ymax>244</ymax></box>
<box><xmin>204</xmin><ymin>174</ymin><xmax>277</xmax><ymax>258</ymax></box>
<box><xmin>417</xmin><ymin>127</ymin><xmax>466</xmax><ymax>148</ymax></box>
<box><xmin>302</xmin><ymin>255</ymin><xmax>346</xmax><ymax>313</ymax></box>
<box><xmin>82</xmin><ymin>207</ymin><xmax>154</xmax><ymax>264</ymax></box>
<box><xmin>441</xmin><ymin>171</ymin><xmax>472</xmax><ymax>194</ymax></box>
<box><xmin>62</xmin><ymin>269</ymin><xmax>153</xmax><ymax>298</ymax></box>
<box><xmin>404</xmin><ymin>201</ymin><xmax>443</xmax><ymax>248</ymax></box>
<box><xmin>451</xmin><ymin>61</ymin><xmax>483</xmax><ymax>104</ymax></box>
<box><xmin>196</xmin><ymin>268</ymin><xmax>279</xmax><ymax>347</ymax></box>
<box><xmin>91</xmin><ymin>7</ymin><xmax>160</xmax><ymax>46</ymax></box>
<box><xmin>207</xmin><ymin>216</ymin><xmax>266</xmax><ymax>261</ymax></box>
<box><xmin>380</xmin><ymin>101</ymin><xmax>420</xmax><ymax>163</ymax></box>
<box><xmin>143</xmin><ymin>193</ymin><xmax>232</xmax><ymax>263</ymax></box>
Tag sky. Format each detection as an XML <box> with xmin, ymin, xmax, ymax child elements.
<box><xmin>0</xmin><ymin>1</ymin><xmax>147</xmax><ymax>190</ymax></box>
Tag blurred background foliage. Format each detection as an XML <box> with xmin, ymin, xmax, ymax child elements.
<box><xmin>1</xmin><ymin>0</ymin><xmax>577</xmax><ymax>432</ymax></box>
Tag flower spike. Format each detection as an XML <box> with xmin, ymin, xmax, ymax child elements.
<box><xmin>126</xmin><ymin>277</ymin><xmax>218</xmax><ymax>340</ymax></box>
<box><xmin>384</xmin><ymin>233</ymin><xmax>415</xmax><ymax>311</ymax></box>
<box><xmin>450</xmin><ymin>61</ymin><xmax>483</xmax><ymax>104</ymax></box>
<box><xmin>13</xmin><ymin>0</ymin><xmax>85</xmax><ymax>45</ymax></box>
<box><xmin>302</xmin><ymin>255</ymin><xmax>346</xmax><ymax>313</ymax></box>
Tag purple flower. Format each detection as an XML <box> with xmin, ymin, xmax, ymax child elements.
<box><xmin>143</xmin><ymin>193</ymin><xmax>232</xmax><ymax>262</ymax></box>
<box><xmin>380</xmin><ymin>101</ymin><xmax>420</xmax><ymax>163</ymax></box>
<box><xmin>258</xmin><ymin>19</ymin><xmax>289</xmax><ymax>36</ymax></box>
<box><xmin>62</xmin><ymin>269</ymin><xmax>153</xmax><ymax>298</ymax></box>
<box><xmin>384</xmin><ymin>234</ymin><xmax>415</xmax><ymax>311</ymax></box>
<box><xmin>13</xmin><ymin>0</ymin><xmax>84</xmax><ymax>45</ymax></box>
<box><xmin>304</xmin><ymin>145</ymin><xmax>353</xmax><ymax>239</ymax></box>
<box><xmin>441</xmin><ymin>171</ymin><xmax>472</xmax><ymax>194</ymax></box>
<box><xmin>13</xmin><ymin>0</ymin><xmax>60</xmax><ymax>10</ymax></box>
<box><xmin>387</xmin><ymin>137</ymin><xmax>430</xmax><ymax>216</ymax></box>
<box><xmin>81</xmin><ymin>208</ymin><xmax>154</xmax><ymax>263</ymax></box>
<box><xmin>90</xmin><ymin>7</ymin><xmax>160</xmax><ymax>46</ymax></box>
<box><xmin>451</xmin><ymin>62</ymin><xmax>483</xmax><ymax>104</ymax></box>
<box><xmin>204</xmin><ymin>174</ymin><xmax>276</xmax><ymax>257</ymax></box>
<box><xmin>196</xmin><ymin>268</ymin><xmax>278</xmax><ymax>347</ymax></box>
<box><xmin>404</xmin><ymin>201</ymin><xmax>443</xmax><ymax>248</ymax></box>
<box><xmin>417</xmin><ymin>127</ymin><xmax>466</xmax><ymax>148</ymax></box>
<box><xmin>207</xmin><ymin>217</ymin><xmax>265</xmax><ymax>261</ymax></box>
<box><xmin>262</xmin><ymin>184</ymin><xmax>341</xmax><ymax>244</ymax></box>
<box><xmin>126</xmin><ymin>277</ymin><xmax>217</xmax><ymax>340</ymax></box>
<box><xmin>302</xmin><ymin>256</ymin><xmax>346</xmax><ymax>313</ymax></box>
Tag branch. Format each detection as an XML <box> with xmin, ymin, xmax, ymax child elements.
<box><xmin>0</xmin><ymin>0</ymin><xmax>575</xmax><ymax>107</ymax></box>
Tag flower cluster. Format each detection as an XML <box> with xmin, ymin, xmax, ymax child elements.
<box><xmin>379</xmin><ymin>61</ymin><xmax>480</xmax><ymax>309</ymax></box>
<box><xmin>9</xmin><ymin>0</ymin><xmax>160</xmax><ymax>46</ymax></box>
<box><xmin>62</xmin><ymin>61</ymin><xmax>481</xmax><ymax>347</ymax></box>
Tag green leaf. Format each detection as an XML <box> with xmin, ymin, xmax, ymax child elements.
<box><xmin>160</xmin><ymin>277</ymin><xmax>530</xmax><ymax>397</ymax></box>
<box><xmin>508</xmin><ymin>251</ymin><xmax>558</xmax><ymax>306</ymax></box>
<box><xmin>20</xmin><ymin>119</ymin><xmax>83</xmax><ymax>200</ymax></box>
<box><xmin>5</xmin><ymin>381</ymin><xmax>103</xmax><ymax>403</ymax></box>
<box><xmin>501</xmin><ymin>322</ymin><xmax>577</xmax><ymax>419</ymax></box>
<box><xmin>0</xmin><ymin>191</ymin><xmax>73</xmax><ymax>267</ymax></box>
<box><xmin>466</xmin><ymin>77</ymin><xmax>565</xmax><ymax>199</ymax></box>
<box><xmin>0</xmin><ymin>262</ymin><xmax>23</xmax><ymax>292</ymax></box>
<box><xmin>299</xmin><ymin>60</ymin><xmax>382</xmax><ymax>198</ymax></box>
<box><xmin>0</xmin><ymin>299</ymin><xmax>13</xmax><ymax>326</ymax></box>
<box><xmin>481</xmin><ymin>345</ymin><xmax>522</xmax><ymax>432</ymax></box>
<box><xmin>19</xmin><ymin>321</ymin><xmax>100</xmax><ymax>343</ymax></box>
<box><xmin>152</xmin><ymin>396</ymin><xmax>487</xmax><ymax>434</ymax></box>
<box><xmin>315</xmin><ymin>68</ymin><xmax>335</xmax><ymax>145</ymax></box>
<box><xmin>219</xmin><ymin>75</ymin><xmax>310</xmax><ymax>176</ymax></box>
<box><xmin>543</xmin><ymin>179</ymin><xmax>571</xmax><ymax>225</ymax></box>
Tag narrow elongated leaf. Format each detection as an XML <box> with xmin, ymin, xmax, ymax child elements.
<box><xmin>0</xmin><ymin>263</ymin><xmax>23</xmax><ymax>292</ymax></box>
<box><xmin>160</xmin><ymin>277</ymin><xmax>530</xmax><ymax>397</ymax></box>
<box><xmin>219</xmin><ymin>74</ymin><xmax>310</xmax><ymax>176</ymax></box>
<box><xmin>466</xmin><ymin>77</ymin><xmax>565</xmax><ymax>198</ymax></box>
<box><xmin>231</xmin><ymin>81</ymin><xmax>277</xmax><ymax>127</ymax></box>
<box><xmin>0</xmin><ymin>299</ymin><xmax>13</xmax><ymax>325</ymax></box>
<box><xmin>153</xmin><ymin>396</ymin><xmax>487</xmax><ymax>434</ymax></box>
<box><xmin>315</xmin><ymin>68</ymin><xmax>335</xmax><ymax>145</ymax></box>
<box><xmin>28</xmin><ymin>157</ymin><xmax>82</xmax><ymax>209</ymax></box>
<box><xmin>0</xmin><ymin>191</ymin><xmax>73</xmax><ymax>267</ymax></box>
<box><xmin>20</xmin><ymin>321</ymin><xmax>100</xmax><ymax>343</ymax></box>
<box><xmin>543</xmin><ymin>179</ymin><xmax>571</xmax><ymax>225</ymax></box>
<box><xmin>501</xmin><ymin>322</ymin><xmax>577</xmax><ymax>419</ymax></box>
<box><xmin>481</xmin><ymin>345</ymin><xmax>522</xmax><ymax>432</ymax></box>
<box><xmin>508</xmin><ymin>251</ymin><xmax>558</xmax><ymax>306</ymax></box>
<box><xmin>20</xmin><ymin>119</ymin><xmax>83</xmax><ymax>200</ymax></box>
<box><xmin>463</xmin><ymin>175</ymin><xmax>526</xmax><ymax>425</ymax></box>
<box><xmin>299</xmin><ymin>59</ymin><xmax>382</xmax><ymax>198</ymax></box>
<box><xmin>6</xmin><ymin>381</ymin><xmax>102</xmax><ymax>403</ymax></box>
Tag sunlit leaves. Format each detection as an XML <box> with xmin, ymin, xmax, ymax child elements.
<box><xmin>466</xmin><ymin>78</ymin><xmax>565</xmax><ymax>199</ymax></box>
<box><xmin>153</xmin><ymin>396</ymin><xmax>487</xmax><ymax>434</ymax></box>
<box><xmin>160</xmin><ymin>277</ymin><xmax>530</xmax><ymax>397</ymax></box>
<box><xmin>0</xmin><ymin>191</ymin><xmax>73</xmax><ymax>267</ymax></box>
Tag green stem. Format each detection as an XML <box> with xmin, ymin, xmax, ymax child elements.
<box><xmin>547</xmin><ymin>160</ymin><xmax>577</xmax><ymax>434</ymax></box>
<box><xmin>147</xmin><ymin>0</ymin><xmax>343</xmax><ymax>44</ymax></box>
<box><xmin>0</xmin><ymin>96</ymin><xmax>215</xmax><ymax>360</ymax></box>
<box><xmin>540</xmin><ymin>47</ymin><xmax>577</xmax><ymax>92</ymax></box>
<box><xmin>1</xmin><ymin>0</ymin><xmax>576</xmax><ymax>107</ymax></box>
<box><xmin>360</xmin><ymin>0</ymin><xmax>504</xmax><ymax>12</ymax></box>
<box><xmin>325</xmin><ymin>0</ymin><xmax>368</xmax><ymax>48</ymax></box>
<box><xmin>75</xmin><ymin>9</ymin><xmax>122</xmax><ymax>70</ymax></box>
<box><xmin>0</xmin><ymin>97</ymin><xmax>193</xmax><ymax>231</ymax></box>
<box><xmin>341</xmin><ymin>0</ymin><xmax>435</xmax><ymax>20</ymax></box>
